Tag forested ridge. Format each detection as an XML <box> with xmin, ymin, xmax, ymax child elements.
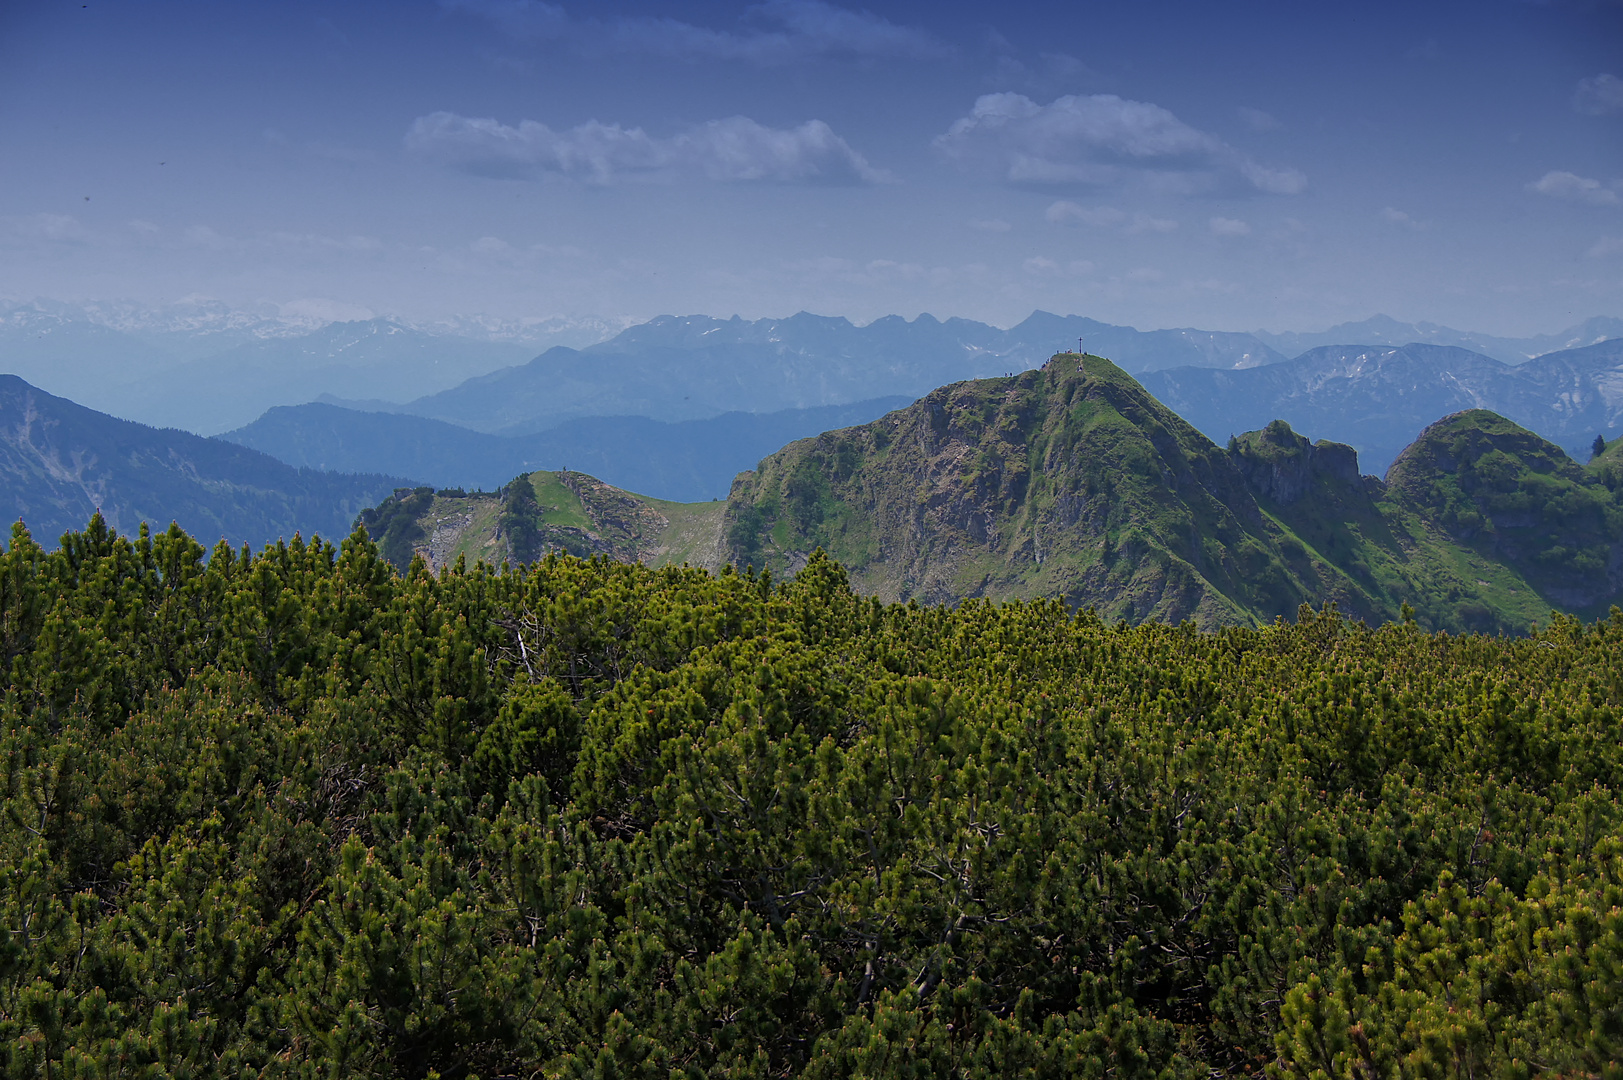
<box><xmin>1</xmin><ymin>515</ymin><xmax>1619</xmax><ymax>1078</ymax></box>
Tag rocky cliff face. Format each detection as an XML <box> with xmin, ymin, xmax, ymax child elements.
<box><xmin>1229</xmin><ymin>420</ymin><xmax>1363</xmax><ymax>506</ymax></box>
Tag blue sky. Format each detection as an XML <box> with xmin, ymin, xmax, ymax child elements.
<box><xmin>1</xmin><ymin>0</ymin><xmax>1620</xmax><ymax>334</ymax></box>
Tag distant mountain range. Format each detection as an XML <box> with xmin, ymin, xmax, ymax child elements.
<box><xmin>0</xmin><ymin>374</ymin><xmax>405</xmax><ymax>550</ymax></box>
<box><xmin>316</xmin><ymin>310</ymin><xmax>1623</xmax><ymax>442</ymax></box>
<box><xmin>324</xmin><ymin>311</ymin><xmax>1292</xmax><ymax>434</ymax></box>
<box><xmin>0</xmin><ymin>300</ymin><xmax>625</xmax><ymax>434</ymax></box>
<box><xmin>1252</xmin><ymin>314</ymin><xmax>1623</xmax><ymax>364</ymax></box>
<box><xmin>1141</xmin><ymin>338</ymin><xmax>1623</xmax><ymax>475</ymax></box>
<box><xmin>8</xmin><ymin>297</ymin><xmax>1623</xmax><ymax>581</ymax></box>
<box><xmin>6</xmin><ymin>299</ymin><xmax>1620</xmax><ymax>444</ymax></box>
<box><xmin>221</xmin><ymin>397</ymin><xmax>912</xmax><ymax>501</ymax></box>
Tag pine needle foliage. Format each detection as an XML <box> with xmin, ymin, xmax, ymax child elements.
<box><xmin>0</xmin><ymin>515</ymin><xmax>1619</xmax><ymax>1078</ymax></box>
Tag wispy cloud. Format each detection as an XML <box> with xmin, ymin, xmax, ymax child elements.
<box><xmin>985</xmin><ymin>48</ymin><xmax>1094</xmax><ymax>95</ymax></box>
<box><xmin>1528</xmin><ymin>170</ymin><xmax>1620</xmax><ymax>205</ymax></box>
<box><xmin>1381</xmin><ymin>206</ymin><xmax>1426</xmax><ymax>230</ymax></box>
<box><xmin>1045</xmin><ymin>201</ymin><xmax>1177</xmax><ymax>232</ymax></box>
<box><xmin>406</xmin><ymin>111</ymin><xmax>891</xmax><ymax>184</ymax></box>
<box><xmin>935</xmin><ymin>93</ymin><xmax>1306</xmax><ymax>195</ymax></box>
<box><xmin>1022</xmin><ymin>255</ymin><xmax>1093</xmax><ymax>277</ymax></box>
<box><xmin>1209</xmin><ymin>216</ymin><xmax>1251</xmax><ymax>237</ymax></box>
<box><xmin>1573</xmin><ymin>73</ymin><xmax>1623</xmax><ymax>117</ymax></box>
<box><xmin>440</xmin><ymin>0</ymin><xmax>950</xmax><ymax>63</ymax></box>
<box><xmin>2</xmin><ymin>215</ymin><xmax>389</xmax><ymax>260</ymax></box>
<box><xmin>4</xmin><ymin>213</ymin><xmax>92</xmax><ymax>243</ymax></box>
<box><xmin>1589</xmin><ymin>236</ymin><xmax>1623</xmax><ymax>259</ymax></box>
<box><xmin>1235</xmin><ymin>107</ymin><xmax>1281</xmax><ymax>132</ymax></box>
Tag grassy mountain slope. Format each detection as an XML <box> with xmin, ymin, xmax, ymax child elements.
<box><xmin>721</xmin><ymin>354</ymin><xmax>1623</xmax><ymax>632</ymax></box>
<box><xmin>0</xmin><ymin>374</ymin><xmax>405</xmax><ymax>550</ymax></box>
<box><xmin>1228</xmin><ymin>419</ymin><xmax>1553</xmax><ymax>635</ymax></box>
<box><xmin>357</xmin><ymin>469</ymin><xmax>727</xmax><ymax>572</ymax></box>
<box><xmin>721</xmin><ymin>354</ymin><xmax>1366</xmax><ymax>627</ymax></box>
<box><xmin>1384</xmin><ymin>410</ymin><xmax>1623</xmax><ymax>618</ymax></box>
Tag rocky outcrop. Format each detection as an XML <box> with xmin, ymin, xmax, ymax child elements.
<box><xmin>1229</xmin><ymin>420</ymin><xmax>1362</xmax><ymax>505</ymax></box>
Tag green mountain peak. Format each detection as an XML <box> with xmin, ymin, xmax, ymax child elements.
<box><xmin>1384</xmin><ymin>409</ymin><xmax>1623</xmax><ymax>610</ymax></box>
<box><xmin>721</xmin><ymin>355</ymin><xmax>1623</xmax><ymax>632</ymax></box>
<box><xmin>723</xmin><ymin>353</ymin><xmax>1325</xmax><ymax>626</ymax></box>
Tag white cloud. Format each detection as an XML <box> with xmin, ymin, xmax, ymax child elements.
<box><xmin>1020</xmin><ymin>256</ymin><xmax>1095</xmax><ymax>278</ymax></box>
<box><xmin>1236</xmin><ymin>107</ymin><xmax>1281</xmax><ymax>132</ymax></box>
<box><xmin>683</xmin><ymin>116</ymin><xmax>891</xmax><ymax>182</ymax></box>
<box><xmin>1589</xmin><ymin>236</ymin><xmax>1623</xmax><ymax>259</ymax></box>
<box><xmin>267</xmin><ymin>232</ymin><xmax>384</xmax><ymax>254</ymax></box>
<box><xmin>935</xmin><ymin>93</ymin><xmax>1306</xmax><ymax>195</ymax></box>
<box><xmin>1209</xmin><ymin>216</ymin><xmax>1251</xmax><ymax>237</ymax></box>
<box><xmin>747</xmin><ymin>0</ymin><xmax>948</xmax><ymax>58</ymax></box>
<box><xmin>441</xmin><ymin>0</ymin><xmax>949</xmax><ymax>63</ymax></box>
<box><xmin>1381</xmin><ymin>207</ymin><xmax>1426</xmax><ymax>230</ymax></box>
<box><xmin>1574</xmin><ymin>73</ymin><xmax>1623</xmax><ymax>117</ymax></box>
<box><xmin>7</xmin><ymin>213</ymin><xmax>91</xmax><ymax>243</ymax></box>
<box><xmin>1046</xmin><ymin>201</ymin><xmax>1122</xmax><ymax>227</ymax></box>
<box><xmin>183</xmin><ymin>224</ymin><xmax>230</xmax><ymax>249</ymax></box>
<box><xmin>985</xmin><ymin>50</ymin><xmax>1094</xmax><ymax>95</ymax></box>
<box><xmin>406</xmin><ymin>111</ymin><xmax>890</xmax><ymax>184</ymax></box>
<box><xmin>1131</xmin><ymin>214</ymin><xmax>1178</xmax><ymax>234</ymax></box>
<box><xmin>1045</xmin><ymin>202</ymin><xmax>1123</xmax><ymax>227</ymax></box>
<box><xmin>1045</xmin><ymin>201</ymin><xmax>1176</xmax><ymax>233</ymax></box>
<box><xmin>1528</xmin><ymin>170</ymin><xmax>1620</xmax><ymax>206</ymax></box>
<box><xmin>1237</xmin><ymin>160</ymin><xmax>1307</xmax><ymax>195</ymax></box>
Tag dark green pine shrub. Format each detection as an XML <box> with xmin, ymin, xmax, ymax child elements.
<box><xmin>0</xmin><ymin>516</ymin><xmax>1619</xmax><ymax>1078</ymax></box>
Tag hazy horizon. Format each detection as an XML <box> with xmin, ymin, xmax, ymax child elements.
<box><xmin>7</xmin><ymin>293</ymin><xmax>1623</xmax><ymax>346</ymax></box>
